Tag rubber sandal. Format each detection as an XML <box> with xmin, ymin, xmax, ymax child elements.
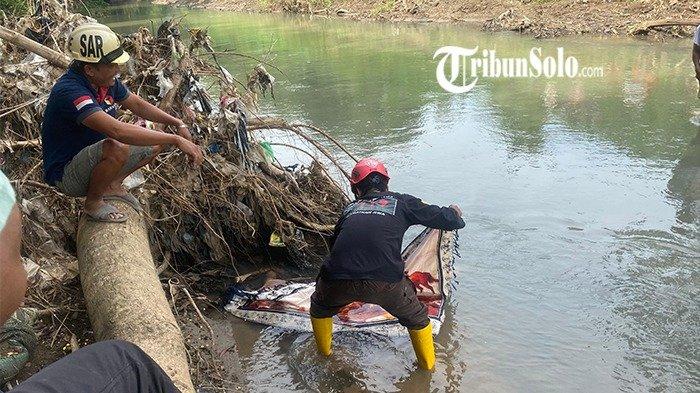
<box><xmin>86</xmin><ymin>203</ymin><xmax>127</xmax><ymax>223</ymax></box>
<box><xmin>103</xmin><ymin>193</ymin><xmax>142</xmax><ymax>212</ymax></box>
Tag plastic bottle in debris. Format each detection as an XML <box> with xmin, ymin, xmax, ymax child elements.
<box><xmin>123</xmin><ymin>170</ymin><xmax>146</xmax><ymax>190</ymax></box>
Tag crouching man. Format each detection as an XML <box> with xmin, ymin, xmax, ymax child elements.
<box><xmin>309</xmin><ymin>158</ymin><xmax>465</xmax><ymax>370</ymax></box>
<box><xmin>42</xmin><ymin>23</ymin><xmax>203</xmax><ymax>222</ymax></box>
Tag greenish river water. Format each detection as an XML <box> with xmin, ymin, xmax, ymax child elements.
<box><xmin>105</xmin><ymin>4</ymin><xmax>698</xmax><ymax>392</ymax></box>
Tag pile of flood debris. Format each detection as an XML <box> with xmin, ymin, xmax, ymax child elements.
<box><xmin>0</xmin><ymin>0</ymin><xmax>353</xmax><ymax>389</ymax></box>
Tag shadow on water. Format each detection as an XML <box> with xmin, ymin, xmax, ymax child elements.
<box><xmin>604</xmin><ymin>125</ymin><xmax>699</xmax><ymax>392</ymax></box>
<box><xmin>667</xmin><ymin>128</ymin><xmax>700</xmax><ymax>234</ymax></box>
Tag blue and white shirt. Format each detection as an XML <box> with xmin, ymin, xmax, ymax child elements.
<box><xmin>41</xmin><ymin>69</ymin><xmax>130</xmax><ymax>186</ymax></box>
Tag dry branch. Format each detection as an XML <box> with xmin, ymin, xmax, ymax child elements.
<box><xmin>629</xmin><ymin>19</ymin><xmax>700</xmax><ymax>35</ymax></box>
<box><xmin>0</xmin><ymin>25</ymin><xmax>71</xmax><ymax>68</ymax></box>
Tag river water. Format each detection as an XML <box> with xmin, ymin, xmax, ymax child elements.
<box><xmin>104</xmin><ymin>4</ymin><xmax>699</xmax><ymax>392</ymax></box>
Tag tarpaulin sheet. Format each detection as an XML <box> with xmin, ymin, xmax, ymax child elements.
<box><xmin>225</xmin><ymin>228</ymin><xmax>457</xmax><ymax>336</ymax></box>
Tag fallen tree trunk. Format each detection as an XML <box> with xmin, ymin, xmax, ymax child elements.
<box><xmin>629</xmin><ymin>19</ymin><xmax>700</xmax><ymax>35</ymax></box>
<box><xmin>77</xmin><ymin>201</ymin><xmax>195</xmax><ymax>393</ymax></box>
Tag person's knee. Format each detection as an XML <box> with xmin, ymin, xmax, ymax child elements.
<box><xmin>309</xmin><ymin>306</ymin><xmax>331</xmax><ymax>319</ymax></box>
<box><xmin>399</xmin><ymin>303</ymin><xmax>430</xmax><ymax>330</ymax></box>
<box><xmin>101</xmin><ymin>139</ymin><xmax>129</xmax><ymax>167</ymax></box>
<box><xmin>391</xmin><ymin>294</ymin><xmax>429</xmax><ymax>330</ymax></box>
<box><xmin>92</xmin><ymin>339</ymin><xmax>140</xmax><ymax>353</ymax></box>
<box><xmin>309</xmin><ymin>297</ymin><xmax>338</xmax><ymax>319</ymax></box>
<box><xmin>94</xmin><ymin>339</ymin><xmax>152</xmax><ymax>363</ymax></box>
<box><xmin>309</xmin><ymin>299</ymin><xmax>325</xmax><ymax>318</ymax></box>
<box><xmin>404</xmin><ymin>316</ymin><xmax>430</xmax><ymax>331</ymax></box>
<box><xmin>139</xmin><ymin>145</ymin><xmax>164</xmax><ymax>166</ymax></box>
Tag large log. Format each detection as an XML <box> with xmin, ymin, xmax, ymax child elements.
<box><xmin>77</xmin><ymin>201</ymin><xmax>195</xmax><ymax>392</ymax></box>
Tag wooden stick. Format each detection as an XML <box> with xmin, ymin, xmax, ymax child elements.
<box><xmin>35</xmin><ymin>307</ymin><xmax>65</xmax><ymax>316</ymax></box>
<box><xmin>292</xmin><ymin>122</ymin><xmax>358</xmax><ymax>163</ymax></box>
<box><xmin>249</xmin><ymin>117</ymin><xmax>351</xmax><ymax>179</ymax></box>
<box><xmin>10</xmin><ymin>180</ymin><xmax>62</xmax><ymax>194</ymax></box>
<box><xmin>0</xmin><ymin>25</ymin><xmax>71</xmax><ymax>68</ymax></box>
<box><xmin>20</xmin><ymin>161</ymin><xmax>42</xmax><ymax>184</ymax></box>
<box><xmin>0</xmin><ymin>96</ymin><xmax>47</xmax><ymax>120</ymax></box>
<box><xmin>193</xmin><ymin>50</ymin><xmax>285</xmax><ymax>75</ymax></box>
<box><xmin>629</xmin><ymin>19</ymin><xmax>700</xmax><ymax>35</ymax></box>
<box><xmin>268</xmin><ymin>142</ymin><xmax>346</xmax><ymax>192</ymax></box>
<box><xmin>158</xmin><ymin>63</ymin><xmax>185</xmax><ymax>112</ymax></box>
<box><xmin>233</xmin><ymin>267</ymin><xmax>271</xmax><ymax>283</ymax></box>
<box><xmin>256</xmin><ymin>175</ymin><xmax>335</xmax><ymax>233</ymax></box>
<box><xmin>1</xmin><ymin>138</ymin><xmax>41</xmax><ymax>151</ymax></box>
<box><xmin>181</xmin><ymin>286</ymin><xmax>214</xmax><ymax>338</ymax></box>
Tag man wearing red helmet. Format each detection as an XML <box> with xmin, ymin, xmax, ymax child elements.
<box><xmin>309</xmin><ymin>158</ymin><xmax>465</xmax><ymax>370</ymax></box>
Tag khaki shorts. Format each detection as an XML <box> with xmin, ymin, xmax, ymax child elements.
<box><xmin>57</xmin><ymin>140</ymin><xmax>153</xmax><ymax>197</ymax></box>
<box><xmin>310</xmin><ymin>275</ymin><xmax>430</xmax><ymax>330</ymax></box>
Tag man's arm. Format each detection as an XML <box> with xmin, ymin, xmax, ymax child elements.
<box><xmin>403</xmin><ymin>194</ymin><xmax>465</xmax><ymax>230</ymax></box>
<box><xmin>83</xmin><ymin>111</ymin><xmax>181</xmax><ymax>146</ymax></box>
<box><xmin>0</xmin><ymin>205</ymin><xmax>26</xmax><ymax>326</ymax></box>
<box><xmin>119</xmin><ymin>94</ymin><xmax>191</xmax><ymax>140</ymax></box>
<box><xmin>82</xmin><ymin>111</ymin><xmax>203</xmax><ymax>164</ymax></box>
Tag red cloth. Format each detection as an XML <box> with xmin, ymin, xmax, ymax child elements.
<box><xmin>96</xmin><ymin>86</ymin><xmax>108</xmax><ymax>103</ymax></box>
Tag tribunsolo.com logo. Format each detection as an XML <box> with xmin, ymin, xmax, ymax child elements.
<box><xmin>433</xmin><ymin>46</ymin><xmax>604</xmax><ymax>94</ymax></box>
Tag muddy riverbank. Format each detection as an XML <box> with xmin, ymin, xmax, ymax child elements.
<box><xmin>152</xmin><ymin>0</ymin><xmax>699</xmax><ymax>39</ymax></box>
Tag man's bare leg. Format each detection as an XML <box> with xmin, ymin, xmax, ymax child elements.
<box><xmin>104</xmin><ymin>145</ymin><xmax>165</xmax><ymax>196</ymax></box>
<box><xmin>84</xmin><ymin>139</ymin><xmax>129</xmax><ymax>220</ymax></box>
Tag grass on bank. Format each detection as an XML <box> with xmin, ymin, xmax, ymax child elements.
<box><xmin>0</xmin><ymin>0</ymin><xmax>28</xmax><ymax>15</ymax></box>
<box><xmin>0</xmin><ymin>0</ymin><xmax>109</xmax><ymax>17</ymax></box>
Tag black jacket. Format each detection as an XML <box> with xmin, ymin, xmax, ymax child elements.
<box><xmin>322</xmin><ymin>191</ymin><xmax>465</xmax><ymax>282</ymax></box>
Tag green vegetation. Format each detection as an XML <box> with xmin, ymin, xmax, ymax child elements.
<box><xmin>276</xmin><ymin>0</ymin><xmax>334</xmax><ymax>10</ymax></box>
<box><xmin>0</xmin><ymin>0</ymin><xmax>108</xmax><ymax>17</ymax></box>
<box><xmin>0</xmin><ymin>0</ymin><xmax>28</xmax><ymax>16</ymax></box>
<box><xmin>72</xmin><ymin>0</ymin><xmax>110</xmax><ymax>17</ymax></box>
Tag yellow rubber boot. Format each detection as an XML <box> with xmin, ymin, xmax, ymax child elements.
<box><xmin>408</xmin><ymin>323</ymin><xmax>435</xmax><ymax>371</ymax></box>
<box><xmin>311</xmin><ymin>317</ymin><xmax>333</xmax><ymax>356</ymax></box>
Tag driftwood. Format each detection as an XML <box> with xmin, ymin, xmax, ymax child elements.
<box><xmin>629</xmin><ymin>19</ymin><xmax>700</xmax><ymax>36</ymax></box>
<box><xmin>76</xmin><ymin>201</ymin><xmax>195</xmax><ymax>393</ymax></box>
<box><xmin>0</xmin><ymin>138</ymin><xmax>41</xmax><ymax>152</ymax></box>
<box><xmin>299</xmin><ymin>123</ymin><xmax>358</xmax><ymax>162</ymax></box>
<box><xmin>0</xmin><ymin>25</ymin><xmax>71</xmax><ymax>68</ymax></box>
<box><xmin>248</xmin><ymin>116</ymin><xmax>353</xmax><ymax>179</ymax></box>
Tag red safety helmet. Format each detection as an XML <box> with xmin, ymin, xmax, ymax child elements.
<box><xmin>350</xmin><ymin>158</ymin><xmax>390</xmax><ymax>185</ymax></box>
